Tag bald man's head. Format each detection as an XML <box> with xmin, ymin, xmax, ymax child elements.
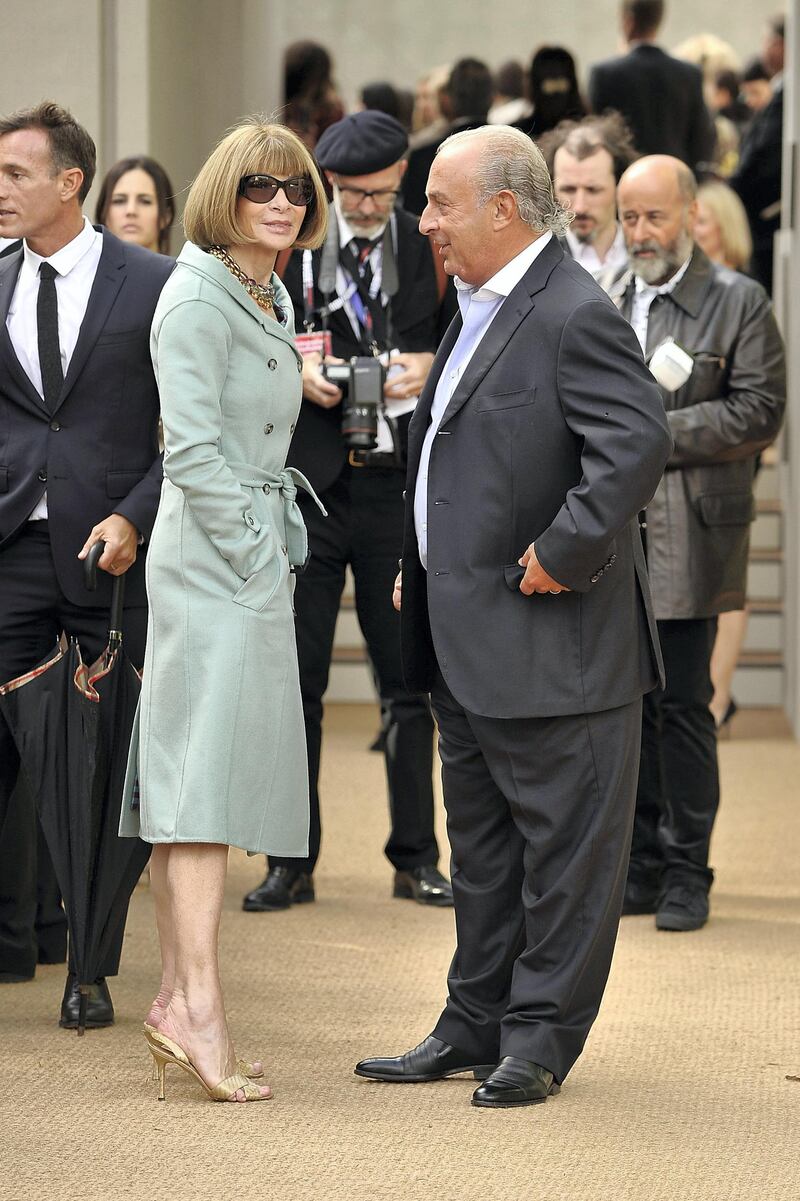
<box><xmin>617</xmin><ymin>155</ymin><xmax>698</xmax><ymax>285</ymax></box>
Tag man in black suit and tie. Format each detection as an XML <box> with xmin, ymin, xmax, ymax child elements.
<box><xmin>354</xmin><ymin>125</ymin><xmax>672</xmax><ymax>1107</ymax></box>
<box><xmin>0</xmin><ymin>102</ymin><xmax>172</xmax><ymax>1025</ymax></box>
<box><xmin>588</xmin><ymin>1</ymin><xmax>715</xmax><ymax>173</ymax></box>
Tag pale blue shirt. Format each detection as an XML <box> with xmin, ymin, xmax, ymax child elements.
<box><xmin>414</xmin><ymin>233</ymin><xmax>552</xmax><ymax>568</ymax></box>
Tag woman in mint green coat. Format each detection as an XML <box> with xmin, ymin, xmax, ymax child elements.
<box><xmin>121</xmin><ymin>119</ymin><xmax>328</xmax><ymax>1105</ymax></box>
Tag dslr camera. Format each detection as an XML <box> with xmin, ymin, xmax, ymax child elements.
<box><xmin>324</xmin><ymin>356</ymin><xmax>387</xmax><ymax>451</ymax></box>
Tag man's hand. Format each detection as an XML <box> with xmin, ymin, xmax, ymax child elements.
<box><xmin>393</xmin><ymin>570</ymin><xmax>402</xmax><ymax>612</ymax></box>
<box><xmin>384</xmin><ymin>351</ymin><xmax>435</xmax><ymax>401</ymax></box>
<box><xmin>302</xmin><ymin>351</ymin><xmax>344</xmax><ymax>408</ymax></box>
<box><xmin>78</xmin><ymin>514</ymin><xmax>140</xmax><ymax>575</ymax></box>
<box><xmin>518</xmin><ymin>543</ymin><xmax>570</xmax><ymax>596</ymax></box>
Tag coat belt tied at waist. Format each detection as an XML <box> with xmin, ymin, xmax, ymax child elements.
<box><xmin>228</xmin><ymin>463</ymin><xmax>327</xmax><ymax>569</ymax></box>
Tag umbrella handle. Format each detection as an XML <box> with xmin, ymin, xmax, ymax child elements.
<box><xmin>84</xmin><ymin>541</ymin><xmax>126</xmax><ymax>651</ymax></box>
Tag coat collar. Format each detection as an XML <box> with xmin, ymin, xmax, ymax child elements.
<box><xmin>411</xmin><ymin>236</ymin><xmax>563</xmax><ymax>442</ymax></box>
<box><xmin>177</xmin><ymin>242</ymin><xmax>300</xmax><ymax>358</ymax></box>
<box><xmin>613</xmin><ymin>246</ymin><xmax>715</xmax><ymax>320</ymax></box>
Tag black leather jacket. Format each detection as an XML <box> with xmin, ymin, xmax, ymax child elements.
<box><xmin>613</xmin><ymin>248</ymin><xmax>785</xmax><ymax>618</ymax></box>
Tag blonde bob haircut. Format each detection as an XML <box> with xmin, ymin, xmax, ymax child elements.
<box><xmin>696</xmin><ymin>181</ymin><xmax>752</xmax><ymax>272</ymax></box>
<box><xmin>183</xmin><ymin>115</ymin><xmax>327</xmax><ymax>250</ymax></box>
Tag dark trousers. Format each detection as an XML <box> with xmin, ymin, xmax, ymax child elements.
<box><xmin>429</xmin><ymin>669</ymin><xmax>642</xmax><ymax>1084</ymax></box>
<box><xmin>270</xmin><ymin>465</ymin><xmax>438</xmax><ymax>875</ymax></box>
<box><xmin>0</xmin><ymin>524</ymin><xmax>147</xmax><ymax>978</ymax></box>
<box><xmin>629</xmin><ymin>617</ymin><xmax>719</xmax><ymax>891</ymax></box>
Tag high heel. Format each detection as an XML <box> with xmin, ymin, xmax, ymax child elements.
<box><xmin>143</xmin><ymin>1026</ymin><xmax>271</xmax><ymax>1103</ymax></box>
<box><xmin>144</xmin><ymin>1022</ymin><xmax>264</xmax><ymax>1079</ymax></box>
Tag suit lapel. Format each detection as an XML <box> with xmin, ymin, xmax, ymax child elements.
<box><xmin>439</xmin><ymin>237</ymin><xmax>562</xmax><ymax>426</ymax></box>
<box><xmin>406</xmin><ymin>313</ymin><xmax>460</xmax><ymax>475</ymax></box>
<box><xmin>56</xmin><ymin>229</ymin><xmax>126</xmax><ymax>412</ymax></box>
<box><xmin>0</xmin><ymin>249</ymin><xmax>51</xmax><ymax>418</ymax></box>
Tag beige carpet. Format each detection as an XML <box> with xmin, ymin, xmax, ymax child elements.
<box><xmin>1</xmin><ymin>705</ymin><xmax>798</xmax><ymax>1201</ymax></box>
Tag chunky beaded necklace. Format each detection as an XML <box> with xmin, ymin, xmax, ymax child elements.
<box><xmin>207</xmin><ymin>245</ymin><xmax>276</xmax><ymax>313</ymax></box>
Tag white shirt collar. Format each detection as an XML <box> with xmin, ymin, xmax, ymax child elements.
<box><xmin>333</xmin><ymin>200</ymin><xmax>389</xmax><ymax>250</ymax></box>
<box><xmin>633</xmin><ymin>253</ymin><xmax>692</xmax><ymax>299</ymax></box>
<box><xmin>565</xmin><ymin>223</ymin><xmax>625</xmax><ymax>266</ymax></box>
<box><xmin>22</xmin><ymin>216</ymin><xmax>99</xmax><ymax>278</ymax></box>
<box><xmin>455</xmin><ymin>231</ymin><xmax>553</xmax><ymax>309</ymax></box>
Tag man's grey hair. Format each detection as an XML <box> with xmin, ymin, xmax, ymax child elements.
<box><xmin>438</xmin><ymin>125</ymin><xmax>573</xmax><ymax>236</ymax></box>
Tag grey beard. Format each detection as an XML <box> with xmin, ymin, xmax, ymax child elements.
<box><xmin>629</xmin><ymin>231</ymin><xmax>693</xmax><ymax>285</ymax></box>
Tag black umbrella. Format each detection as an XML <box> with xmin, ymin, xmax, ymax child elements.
<box><xmin>0</xmin><ymin>542</ymin><xmax>151</xmax><ymax>1033</ymax></box>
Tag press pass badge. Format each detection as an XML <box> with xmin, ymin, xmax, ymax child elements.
<box><xmin>295</xmin><ymin>330</ymin><xmax>333</xmax><ymax>357</ymax></box>
<box><xmin>648</xmin><ymin>338</ymin><xmax>694</xmax><ymax>392</ymax></box>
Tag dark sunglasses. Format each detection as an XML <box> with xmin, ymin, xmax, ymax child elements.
<box><xmin>238</xmin><ymin>173</ymin><xmax>315</xmax><ymax>206</ymax></box>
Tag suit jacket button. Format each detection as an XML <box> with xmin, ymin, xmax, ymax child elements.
<box><xmin>264</xmin><ymin>423</ymin><xmax>274</xmax><ymax>434</ymax></box>
<box><xmin>49</xmin><ymin>420</ymin><xmax>60</xmax><ymax>432</ymax></box>
<box><xmin>38</xmin><ymin>470</ymin><xmax>47</xmax><ymax>482</ymax></box>
<box><xmin>268</xmin><ymin>358</ymin><xmax>278</xmax><ymax>371</ymax></box>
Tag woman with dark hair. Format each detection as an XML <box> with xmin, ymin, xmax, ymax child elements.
<box><xmin>95</xmin><ymin>156</ymin><xmax>175</xmax><ymax>255</ymax></box>
<box><xmin>517</xmin><ymin>46</ymin><xmax>586</xmax><ymax>138</ymax></box>
<box><xmin>283</xmin><ymin>39</ymin><xmax>344</xmax><ymax>148</ymax></box>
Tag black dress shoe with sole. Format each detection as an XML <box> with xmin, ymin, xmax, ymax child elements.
<box><xmin>59</xmin><ymin>973</ymin><xmax>114</xmax><ymax>1029</ymax></box>
<box><xmin>656</xmin><ymin>883</ymin><xmax>709</xmax><ymax>931</ymax></box>
<box><xmin>393</xmin><ymin>865</ymin><xmax>454</xmax><ymax>907</ymax></box>
<box><xmin>0</xmin><ymin>970</ymin><xmax>34</xmax><ymax>984</ymax></box>
<box><xmin>355</xmin><ymin>1034</ymin><xmax>495</xmax><ymax>1082</ymax></box>
<box><xmin>242</xmin><ymin>866</ymin><xmax>315</xmax><ymax>912</ymax></box>
<box><xmin>472</xmin><ymin>1057</ymin><xmax>560</xmax><ymax>1108</ymax></box>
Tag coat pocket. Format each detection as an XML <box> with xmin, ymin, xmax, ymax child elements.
<box><xmin>695</xmin><ymin>491</ymin><xmax>755</xmax><ymax>527</ymax></box>
<box><xmin>476</xmin><ymin>387</ymin><xmax>536</xmax><ymax>412</ymax></box>
<box><xmin>232</xmin><ymin>555</ymin><xmax>283</xmax><ymax>613</ymax></box>
<box><xmin>106</xmin><ymin>468</ymin><xmax>149</xmax><ymax>497</ymax></box>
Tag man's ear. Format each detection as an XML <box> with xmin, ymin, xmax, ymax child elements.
<box><xmin>60</xmin><ymin>167</ymin><xmax>84</xmax><ymax>205</ymax></box>
<box><xmin>493</xmin><ymin>189</ymin><xmax>518</xmax><ymax>229</ymax></box>
<box><xmin>398</xmin><ymin>159</ymin><xmax>408</xmax><ymax>181</ymax></box>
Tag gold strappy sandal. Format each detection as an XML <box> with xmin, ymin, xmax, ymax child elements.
<box><xmin>144</xmin><ymin>1022</ymin><xmax>264</xmax><ymax>1079</ymax></box>
<box><xmin>144</xmin><ymin>1026</ymin><xmax>271</xmax><ymax>1103</ymax></box>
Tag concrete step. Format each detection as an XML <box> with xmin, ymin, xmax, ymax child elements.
<box><xmin>744</xmin><ymin>607</ymin><xmax>783</xmax><ymax>653</ymax></box>
<box><xmin>732</xmin><ymin>662</ymin><xmax>784</xmax><ymax>706</ymax></box>
<box><xmin>747</xmin><ymin>549</ymin><xmax>782</xmax><ymax>602</ymax></box>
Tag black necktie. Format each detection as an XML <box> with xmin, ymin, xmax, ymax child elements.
<box><xmin>37</xmin><ymin>262</ymin><xmax>63</xmax><ymax>411</ymax></box>
<box><xmin>352</xmin><ymin>237</ymin><xmax>376</xmax><ymax>290</ymax></box>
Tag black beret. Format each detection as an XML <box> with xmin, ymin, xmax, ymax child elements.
<box><xmin>315</xmin><ymin>110</ymin><xmax>409</xmax><ymax>175</ymax></box>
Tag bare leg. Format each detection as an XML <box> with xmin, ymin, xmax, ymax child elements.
<box><xmin>710</xmin><ymin>609</ymin><xmax>748</xmax><ymax>726</ymax></box>
<box><xmin>152</xmin><ymin>842</ymin><xmax>270</xmax><ymax>1102</ymax></box>
<box><xmin>145</xmin><ymin>843</ymin><xmax>175</xmax><ymax>1028</ymax></box>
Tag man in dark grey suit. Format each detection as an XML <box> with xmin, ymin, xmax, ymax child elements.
<box><xmin>588</xmin><ymin>0</ymin><xmax>715</xmax><ymax>173</ymax></box>
<box><xmin>0</xmin><ymin>102</ymin><xmax>172</xmax><ymax>1025</ymax></box>
<box><xmin>355</xmin><ymin>126</ymin><xmax>672</xmax><ymax>1107</ymax></box>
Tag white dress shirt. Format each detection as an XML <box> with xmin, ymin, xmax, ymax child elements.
<box><xmin>565</xmin><ymin>224</ymin><xmax>627</xmax><ymax>284</ymax></box>
<box><xmin>6</xmin><ymin>217</ymin><xmax>103</xmax><ymax>519</ymax></box>
<box><xmin>414</xmin><ymin>232</ymin><xmax>552</xmax><ymax>568</ymax></box>
<box><xmin>629</xmin><ymin>255</ymin><xmax>692</xmax><ymax>353</ymax></box>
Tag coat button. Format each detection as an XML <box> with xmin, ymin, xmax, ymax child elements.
<box><xmin>264</xmin><ymin>423</ymin><xmax>274</xmax><ymax>435</ymax></box>
<box><xmin>49</xmin><ymin>420</ymin><xmax>60</xmax><ymax>432</ymax></box>
<box><xmin>290</xmin><ymin>422</ymin><xmax>295</xmax><ymax>433</ymax></box>
<box><xmin>281</xmin><ymin>544</ymin><xmax>287</xmax><ymax>555</ymax></box>
<box><xmin>268</xmin><ymin>358</ymin><xmax>278</xmax><ymax>371</ymax></box>
<box><xmin>262</xmin><ymin>483</ymin><xmax>271</xmax><ymax>495</ymax></box>
<box><xmin>38</xmin><ymin>470</ymin><xmax>47</xmax><ymax>482</ymax></box>
<box><xmin>296</xmin><ymin>359</ymin><xmax>302</xmax><ymax>373</ymax></box>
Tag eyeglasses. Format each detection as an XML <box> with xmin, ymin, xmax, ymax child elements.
<box><xmin>335</xmin><ymin>183</ymin><xmax>400</xmax><ymax>206</ymax></box>
<box><xmin>238</xmin><ymin>174</ymin><xmax>315</xmax><ymax>206</ymax></box>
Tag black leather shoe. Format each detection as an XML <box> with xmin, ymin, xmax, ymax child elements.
<box><xmin>656</xmin><ymin>883</ymin><xmax>709</xmax><ymax>931</ymax></box>
<box><xmin>59</xmin><ymin>973</ymin><xmax>114</xmax><ymax>1029</ymax></box>
<box><xmin>355</xmin><ymin>1034</ymin><xmax>495</xmax><ymax>1082</ymax></box>
<box><xmin>242</xmin><ymin>866</ymin><xmax>315</xmax><ymax>912</ymax></box>
<box><xmin>621</xmin><ymin>875</ymin><xmax>660</xmax><ymax>915</ymax></box>
<box><xmin>393</xmin><ymin>865</ymin><xmax>454</xmax><ymax>907</ymax></box>
<box><xmin>472</xmin><ymin>1057</ymin><xmax>560</xmax><ymax>1108</ymax></box>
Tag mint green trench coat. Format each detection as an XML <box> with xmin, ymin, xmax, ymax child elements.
<box><xmin>121</xmin><ymin>242</ymin><xmax>322</xmax><ymax>856</ymax></box>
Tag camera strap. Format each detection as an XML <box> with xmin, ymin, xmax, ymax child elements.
<box><xmin>312</xmin><ymin>208</ymin><xmax>399</xmax><ymax>356</ymax></box>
